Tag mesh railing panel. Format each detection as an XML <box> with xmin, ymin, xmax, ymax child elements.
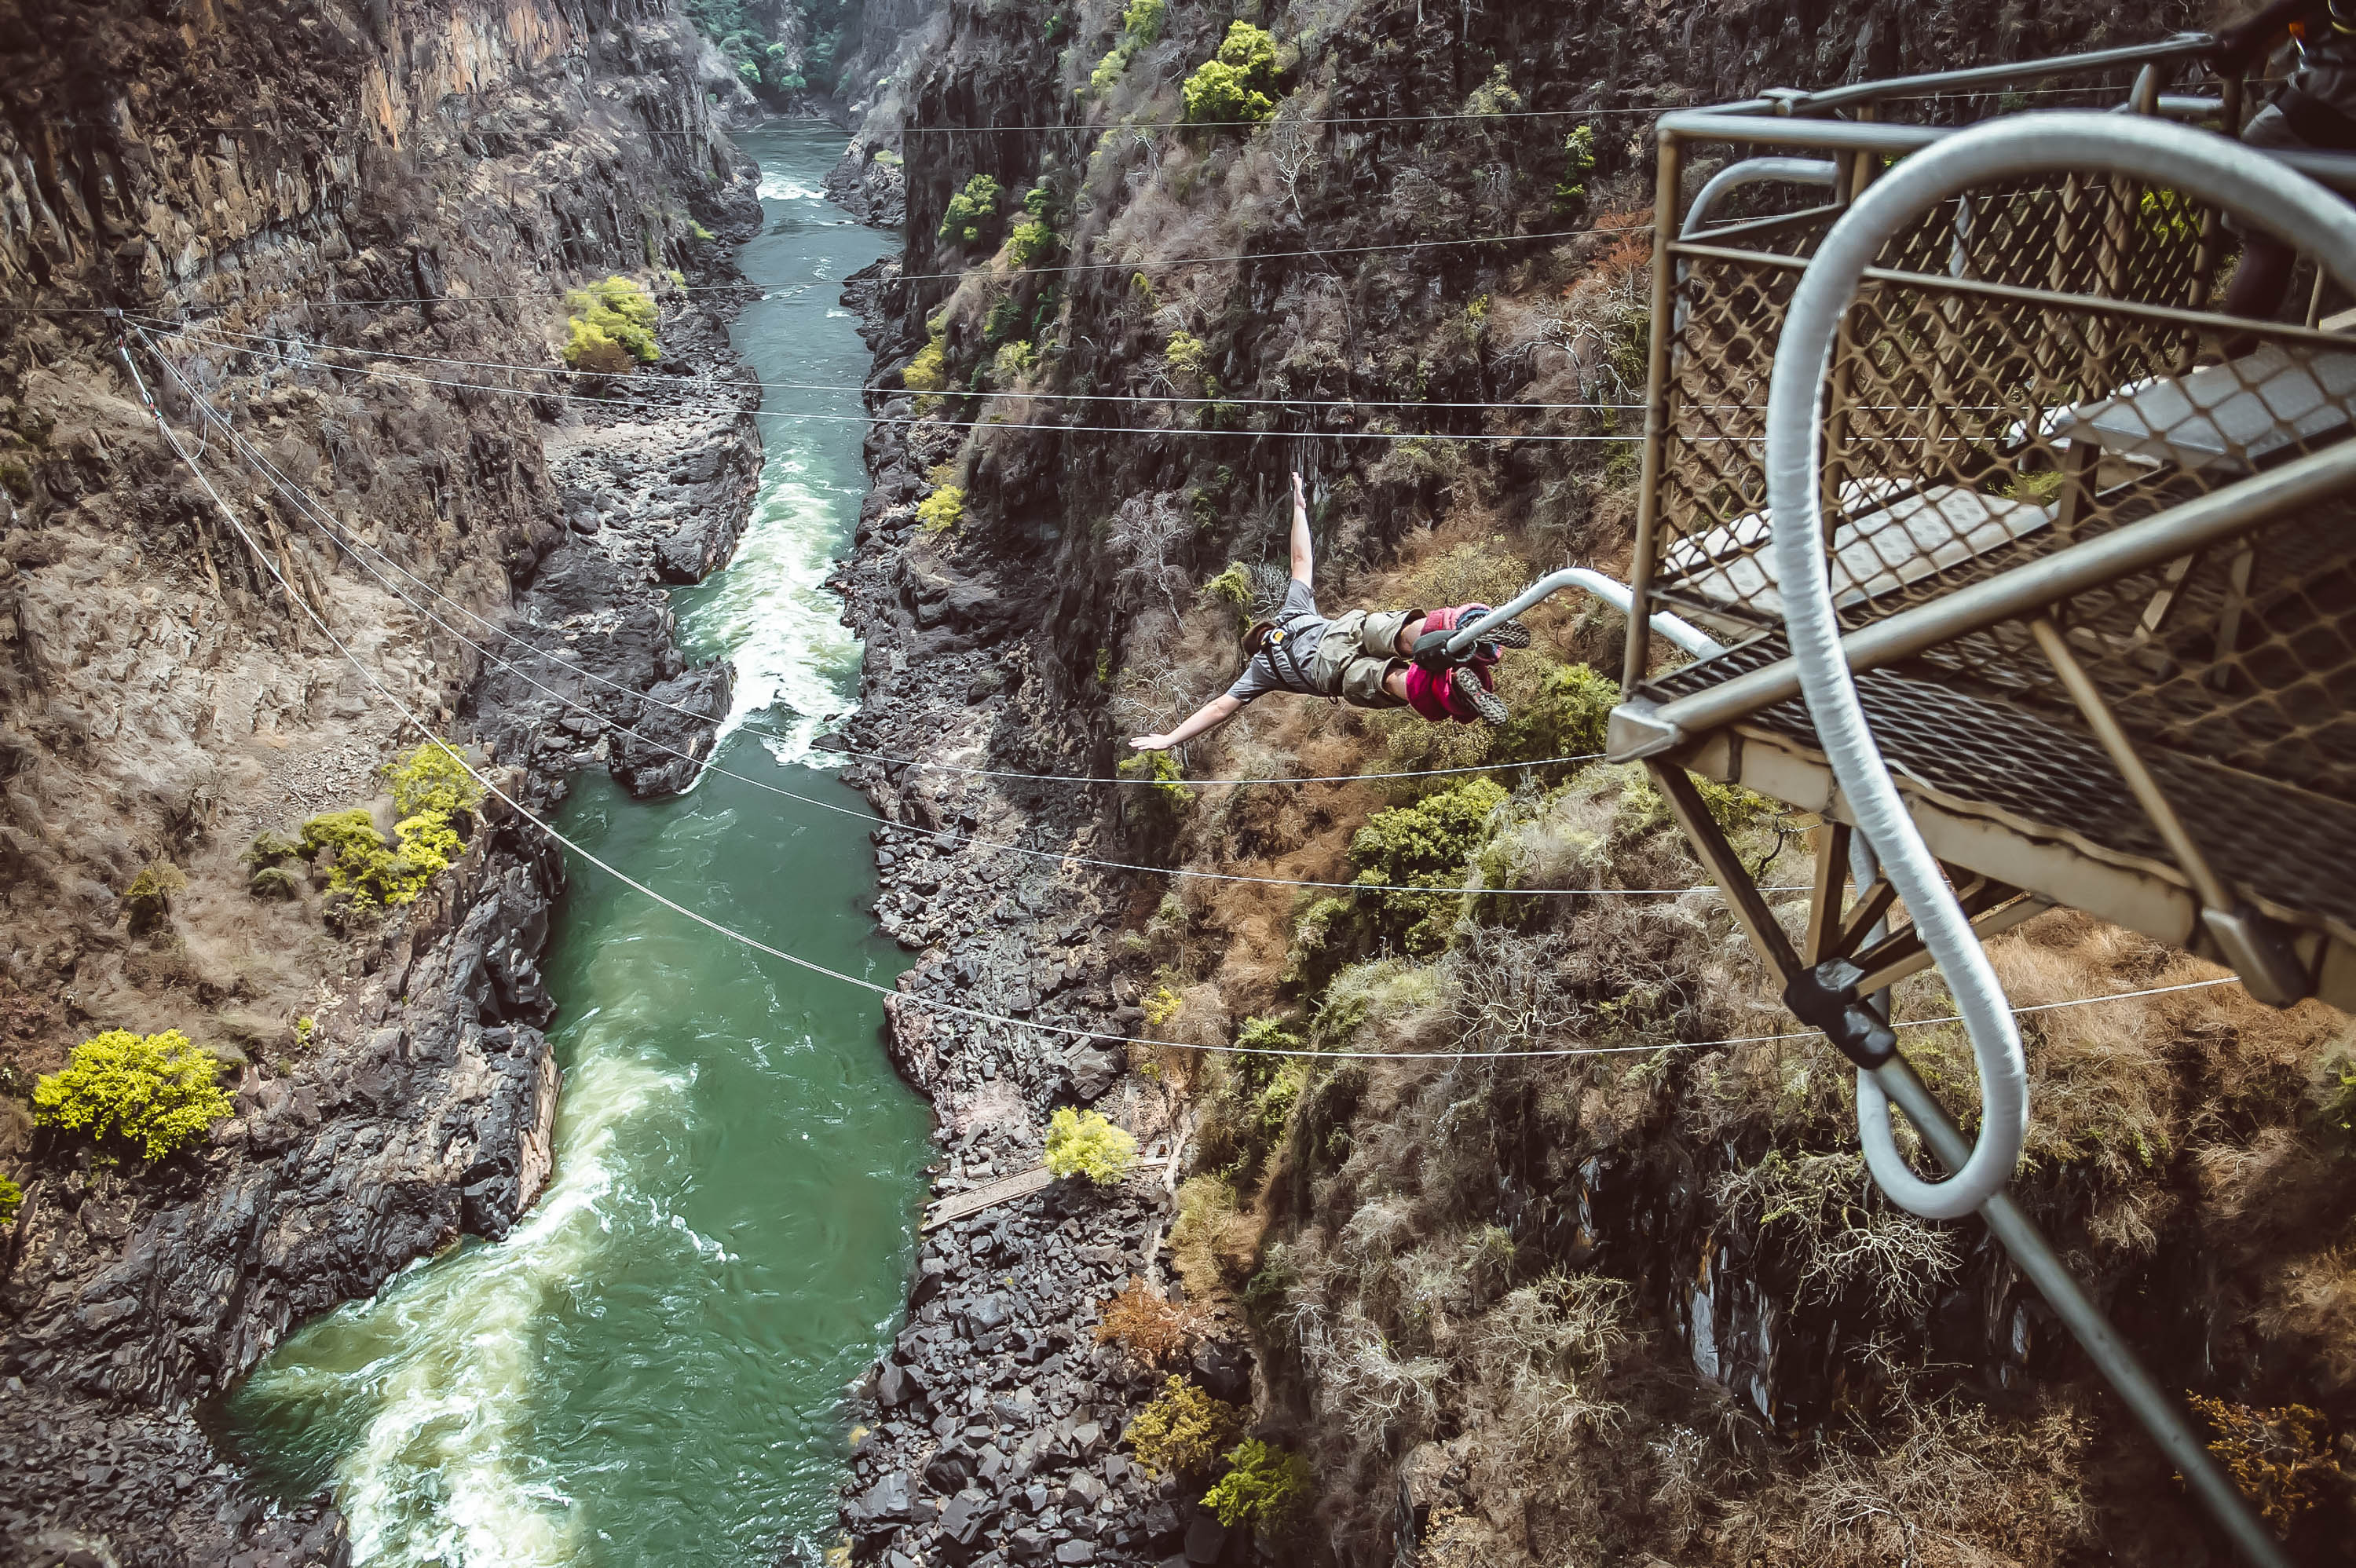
<box><xmin>1643</xmin><ymin>151</ymin><xmax>2356</xmax><ymax>927</ymax></box>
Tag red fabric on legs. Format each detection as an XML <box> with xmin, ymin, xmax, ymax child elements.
<box><xmin>1403</xmin><ymin>663</ymin><xmax>1455</xmax><ymax>721</ymax></box>
<box><xmin>1403</xmin><ymin>661</ymin><xmax>1492</xmax><ymax>723</ymax></box>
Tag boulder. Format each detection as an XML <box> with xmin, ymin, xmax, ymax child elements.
<box><xmin>1183</xmin><ymin>1511</ymin><xmax>1227</xmax><ymax>1566</ymax></box>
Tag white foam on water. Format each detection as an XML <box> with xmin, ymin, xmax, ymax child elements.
<box><xmin>242</xmin><ymin>1038</ymin><xmax>687</xmax><ymax>1566</ymax></box>
<box><xmin>756</xmin><ymin>173</ymin><xmax>826</xmax><ymax>203</ymax></box>
<box><xmin>690</xmin><ymin>462</ymin><xmax>865</xmax><ymax>765</ymax></box>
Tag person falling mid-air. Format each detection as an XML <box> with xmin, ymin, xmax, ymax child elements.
<box><xmin>1129</xmin><ymin>471</ymin><xmax>1528</xmax><ymax>755</ymax></box>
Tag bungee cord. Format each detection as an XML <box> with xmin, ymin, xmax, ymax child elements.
<box><xmin>136</xmin><ymin>330</ymin><xmax>1742</xmax><ymax>901</ymax></box>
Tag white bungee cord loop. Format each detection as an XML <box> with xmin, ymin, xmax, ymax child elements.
<box><xmin>1764</xmin><ymin>111</ymin><xmax>2356</xmax><ymax>1220</ymax></box>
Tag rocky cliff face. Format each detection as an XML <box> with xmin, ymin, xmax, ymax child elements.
<box><xmin>821</xmin><ymin>2</ymin><xmax>2356</xmax><ymax>1566</ymax></box>
<box><xmin>0</xmin><ymin>2</ymin><xmax>763</xmax><ymax>1563</ymax></box>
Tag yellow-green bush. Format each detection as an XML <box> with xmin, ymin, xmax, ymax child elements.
<box><xmin>937</xmin><ymin>174</ymin><xmax>1002</xmax><ymax>247</ymax></box>
<box><xmin>990</xmin><ymin>340</ymin><xmax>1038</xmax><ymax>386</ymax></box>
<box><xmin>1205</xmin><ymin>1438</ymin><xmax>1310</xmax><ymax>1531</ymax></box>
<box><xmin>562</xmin><ymin>276</ymin><xmax>660</xmax><ymax>374</ymax></box>
<box><xmin>916</xmin><ymin>484</ymin><xmax>964</xmax><ymax>534</ymax></box>
<box><xmin>902</xmin><ymin>317</ymin><xmax>950</xmax><ymax>413</ymax></box>
<box><xmin>32</xmin><ymin>1029</ymin><xmax>233</xmax><ymax>1160</ymax></box>
<box><xmin>1165</xmin><ymin>330</ymin><xmax>1209</xmax><ymax>383</ymax></box>
<box><xmin>2190</xmin><ymin>1396</ymin><xmax>2334</xmax><ymax>1530</ymax></box>
<box><xmin>0</xmin><ymin>1172</ymin><xmax>20</xmax><ymax>1224</ymax></box>
<box><xmin>299</xmin><ymin>792</ymin><xmax>469</xmax><ymax>914</ymax></box>
<box><xmin>1349</xmin><ymin>777</ymin><xmax>1509</xmax><ymax>951</ymax></box>
<box><xmin>1201</xmin><ymin>561</ymin><xmax>1251</xmax><ymax>627</ymax></box>
<box><xmin>1087</xmin><ymin>0</ymin><xmax>1165</xmax><ymax>95</ymax></box>
<box><xmin>1123</xmin><ymin>1375</ymin><xmax>1246</xmax><ymax>1476</ymax></box>
<box><xmin>1141</xmin><ymin>981</ymin><xmax>1184</xmax><ymax>1027</ymax></box>
<box><xmin>1494</xmin><ymin>663</ymin><xmax>1618</xmax><ymax>774</ymax></box>
<box><xmin>1004</xmin><ymin>215</ymin><xmax>1056</xmax><ymax>269</ymax></box>
<box><xmin>1044</xmin><ymin>1106</ymin><xmax>1137</xmax><ymax>1185</ymax></box>
<box><xmin>1552</xmin><ymin>123</ymin><xmax>1597</xmax><ymax>214</ymax></box>
<box><xmin>384</xmin><ymin>741</ymin><xmax>484</xmax><ymax>820</ymax></box>
<box><xmin>1183</xmin><ymin>22</ymin><xmax>1279</xmax><ymax>124</ymax></box>
<box><xmin>121</xmin><ymin>860</ymin><xmax>187</xmax><ymax>934</ymax></box>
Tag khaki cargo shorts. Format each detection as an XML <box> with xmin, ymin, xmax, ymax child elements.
<box><xmin>1307</xmin><ymin>609</ymin><xmax>1414</xmax><ymax>709</ymax></box>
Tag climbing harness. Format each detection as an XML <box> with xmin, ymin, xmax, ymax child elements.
<box><xmin>1256</xmin><ymin>620</ymin><xmax>1330</xmax><ymax>702</ymax></box>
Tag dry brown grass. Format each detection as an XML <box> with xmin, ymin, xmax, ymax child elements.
<box><xmin>1096</xmin><ymin>1275</ymin><xmax>1197</xmax><ymax>1367</ymax></box>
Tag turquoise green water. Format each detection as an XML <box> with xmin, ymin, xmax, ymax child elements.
<box><xmin>221</xmin><ymin>126</ymin><xmax>933</xmax><ymax>1566</ymax></box>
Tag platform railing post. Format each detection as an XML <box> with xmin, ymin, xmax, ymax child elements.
<box><xmin>1624</xmin><ymin>131</ymin><xmax>1685</xmax><ymax>694</ymax></box>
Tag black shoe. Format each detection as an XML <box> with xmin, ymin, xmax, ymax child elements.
<box><xmin>1453</xmin><ymin>666</ymin><xmax>1510</xmax><ymax>725</ymax></box>
<box><xmin>1485</xmin><ymin>618</ymin><xmax>1532</xmax><ymax>649</ymax></box>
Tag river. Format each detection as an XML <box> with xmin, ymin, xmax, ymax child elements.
<box><xmin>220</xmin><ymin>124</ymin><xmax>933</xmax><ymax>1566</ymax></box>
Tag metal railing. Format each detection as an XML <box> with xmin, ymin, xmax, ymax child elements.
<box><xmin>1583</xmin><ymin>35</ymin><xmax>2356</xmax><ymax>1568</ymax></box>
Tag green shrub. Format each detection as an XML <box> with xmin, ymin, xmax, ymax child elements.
<box><xmin>1118</xmin><ymin>0</ymin><xmax>1164</xmax><ymax>46</ymax></box>
<box><xmin>1281</xmin><ymin>895</ymin><xmax>1352</xmax><ymax>989</ymax></box>
<box><xmin>902</xmin><ymin>318</ymin><xmax>950</xmax><ymax>413</ymax></box>
<box><xmin>1616</xmin><ymin>766</ymin><xmax>1772</xmax><ymax>838</ymax></box>
<box><xmin>991</xmin><ymin>340</ymin><xmax>1039</xmax><ymax>386</ymax></box>
<box><xmin>385</xmin><ymin>741</ymin><xmax>484</xmax><ymax>820</ymax></box>
<box><xmin>0</xmin><ymin>1173</ymin><xmax>20</xmax><ymax>1225</ymax></box>
<box><xmin>1204</xmin><ymin>1438</ymin><xmax>1310</xmax><ymax>1530</ymax></box>
<box><xmin>1463</xmin><ymin>62</ymin><xmax>1521</xmax><ymax>115</ymax></box>
<box><xmin>299</xmin><ymin>795</ymin><xmax>466</xmax><ymax>912</ymax></box>
<box><xmin>1045</xmin><ymin>1106</ymin><xmax>1137</xmax><ymax>1184</ymax></box>
<box><xmin>249</xmin><ymin>864</ymin><xmax>303</xmax><ymax>900</ymax></box>
<box><xmin>1118</xmin><ymin>747</ymin><xmax>1191</xmax><ymax>805</ymax></box>
<box><xmin>1142</xmin><ymin>982</ymin><xmax>1183</xmax><ymax>1028</ymax></box>
<box><xmin>1004</xmin><ymin>216</ymin><xmax>1057</xmax><ymax>269</ymax></box>
<box><xmin>916</xmin><ymin>484</ymin><xmax>964</xmax><ymax>534</ymax></box>
<box><xmin>1553</xmin><ymin>124</ymin><xmax>1597</xmax><ymax>214</ymax></box>
<box><xmin>562</xmin><ymin>276</ymin><xmax>660</xmax><ymax>373</ymax></box>
<box><xmin>1183</xmin><ymin>22</ymin><xmax>1279</xmax><ymax>124</ymax></box>
<box><xmin>1124</xmin><ymin>1376</ymin><xmax>1246</xmax><ymax>1476</ymax></box>
<box><xmin>1165</xmin><ymin>330</ymin><xmax>1209</xmax><ymax>383</ymax></box>
<box><xmin>32</xmin><ymin>1029</ymin><xmax>233</xmax><ymax>1160</ymax></box>
<box><xmin>1201</xmin><ymin>561</ymin><xmax>1251</xmax><ymax>629</ymax></box>
<box><xmin>120</xmin><ymin>861</ymin><xmax>186</xmax><ymax>934</ymax></box>
<box><xmin>245</xmin><ymin>829</ymin><xmax>305</xmax><ymax>868</ymax></box>
<box><xmin>1349</xmin><ymin>777</ymin><xmax>1509</xmax><ymax>951</ymax></box>
<box><xmin>1087</xmin><ymin>0</ymin><xmax>1165</xmax><ymax>94</ymax></box>
<box><xmin>938</xmin><ymin>174</ymin><xmax>1002</xmax><ymax>247</ymax></box>
<box><xmin>1494</xmin><ymin>663</ymin><xmax>1618</xmax><ymax>774</ymax></box>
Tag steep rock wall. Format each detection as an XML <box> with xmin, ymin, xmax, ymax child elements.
<box><xmin>0</xmin><ymin>2</ymin><xmax>762</xmax><ymax>1563</ymax></box>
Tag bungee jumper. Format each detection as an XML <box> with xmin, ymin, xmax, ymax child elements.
<box><xmin>1129</xmin><ymin>472</ymin><xmax>1529</xmax><ymax>753</ymax></box>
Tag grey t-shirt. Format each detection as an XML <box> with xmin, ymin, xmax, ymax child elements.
<box><xmin>1224</xmin><ymin>577</ymin><xmax>1327</xmax><ymax>703</ymax></box>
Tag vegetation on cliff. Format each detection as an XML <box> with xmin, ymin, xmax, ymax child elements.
<box><xmin>31</xmin><ymin>1029</ymin><xmax>232</xmax><ymax>1161</ymax></box>
<box><xmin>876</xmin><ymin>0</ymin><xmax>2355</xmax><ymax>1558</ymax></box>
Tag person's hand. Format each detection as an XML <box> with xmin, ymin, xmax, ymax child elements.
<box><xmin>1292</xmin><ymin>470</ymin><xmax>1306</xmax><ymax>507</ymax></box>
<box><xmin>1130</xmin><ymin>733</ymin><xmax>1172</xmax><ymax>751</ymax></box>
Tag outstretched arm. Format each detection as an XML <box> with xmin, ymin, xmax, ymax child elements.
<box><xmin>1131</xmin><ymin>694</ymin><xmax>1242</xmax><ymax>752</ymax></box>
<box><xmin>1289</xmin><ymin>470</ymin><xmax>1313</xmax><ymax>583</ymax></box>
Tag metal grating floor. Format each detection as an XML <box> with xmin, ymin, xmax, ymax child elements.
<box><xmin>1642</xmin><ymin>642</ymin><xmax>2356</xmax><ymax>941</ymax></box>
